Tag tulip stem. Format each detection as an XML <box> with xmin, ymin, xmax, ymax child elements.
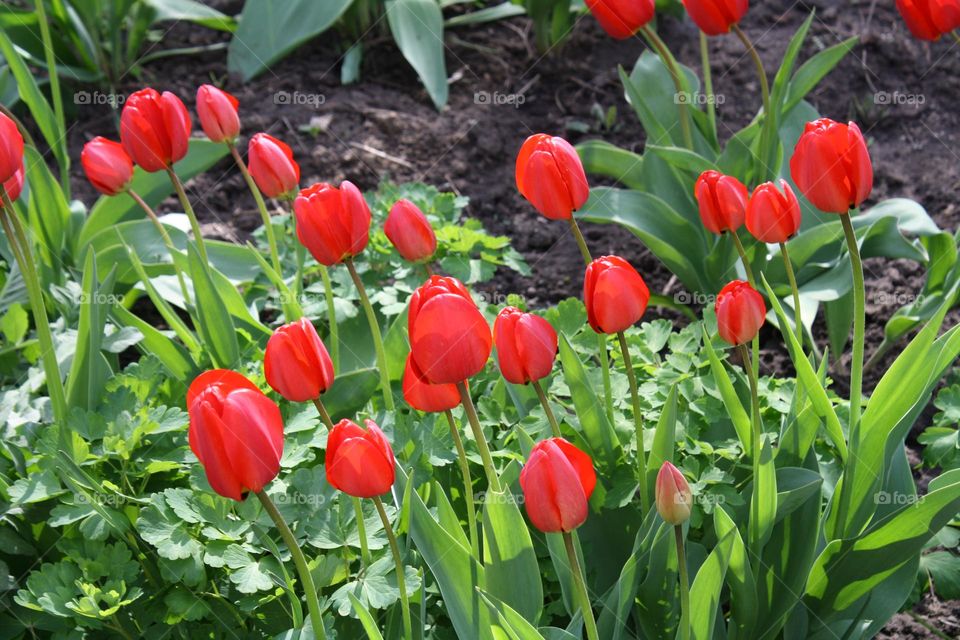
<box><xmin>373</xmin><ymin>495</ymin><xmax>413</xmax><ymax>640</ymax></box>
<box><xmin>618</xmin><ymin>331</ymin><xmax>649</xmax><ymax>514</ymax></box>
<box><xmin>674</xmin><ymin>525</ymin><xmax>691</xmax><ymax>640</ymax></box>
<box><xmin>345</xmin><ymin>259</ymin><xmax>395</xmax><ymax>411</ymax></box>
<box><xmin>531</xmin><ymin>379</ymin><xmax>562</xmax><ymax>439</ymax></box>
<box><xmin>568</xmin><ymin>217</ymin><xmax>593</xmax><ymax>264</ymax></box>
<box><xmin>779</xmin><ymin>242</ymin><xmax>804</xmax><ymax>350</ymax></box>
<box><xmin>32</xmin><ymin>0</ymin><xmax>68</xmax><ymax>195</ymax></box>
<box><xmin>424</xmin><ymin>262</ymin><xmax>436</xmax><ymax>278</ymax></box>
<box><xmin>228</xmin><ymin>143</ymin><xmax>283</xmax><ymax>279</ymax></box>
<box><xmin>730</xmin><ymin>230</ymin><xmax>756</xmax><ymax>287</ymax></box>
<box><xmin>444</xmin><ymin>409</ymin><xmax>480</xmax><ymax>558</ymax></box>
<box><xmin>353</xmin><ymin>496</ymin><xmax>372</xmax><ymax>567</ymax></box>
<box><xmin>318</xmin><ymin>265</ymin><xmax>340</xmax><ymax>371</ymax></box>
<box><xmin>699</xmin><ymin>31</ymin><xmax>718</xmax><ymax>147</ymax></box>
<box><xmin>640</xmin><ymin>25</ymin><xmax>694</xmax><ymax>150</ymax></box>
<box><xmin>312</xmin><ymin>398</ymin><xmax>335</xmax><ymax>430</ymax></box>
<box><xmin>255</xmin><ymin>491</ymin><xmax>327</xmax><ymax>640</ymax></box>
<box><xmin>562</xmin><ymin>531</ymin><xmax>599</xmax><ymax>640</ymax></box>
<box><xmin>737</xmin><ymin>342</ymin><xmax>763</xmax><ymax>556</ymax></box>
<box><xmin>0</xmin><ymin>191</ymin><xmax>67</xmax><ymax>428</ymax></box>
<box><xmin>128</xmin><ymin>189</ymin><xmax>192</xmax><ymax>307</ymax></box>
<box><xmin>732</xmin><ymin>24</ymin><xmax>773</xmax><ymax>182</ymax></box>
<box><xmin>457</xmin><ymin>381</ymin><xmax>501</xmax><ymax>491</ymax></box>
<box><xmin>165</xmin><ymin>168</ymin><xmax>209</xmax><ymax>264</ymax></box>
<box><xmin>953</xmin><ymin>30</ymin><xmax>960</xmax><ymax>46</ymax></box>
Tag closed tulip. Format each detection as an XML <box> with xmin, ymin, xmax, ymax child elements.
<box><xmin>895</xmin><ymin>0</ymin><xmax>960</xmax><ymax>40</ymax></box>
<box><xmin>694</xmin><ymin>170</ymin><xmax>748</xmax><ymax>234</ymax></box>
<box><xmin>293</xmin><ymin>181</ymin><xmax>371</xmax><ymax>266</ymax></box>
<box><xmin>682</xmin><ymin>0</ymin><xmax>749</xmax><ymax>36</ymax></box>
<box><xmin>402</xmin><ymin>354</ymin><xmax>461</xmax><ymax>413</ymax></box>
<box><xmin>248</xmin><ymin>133</ymin><xmax>300</xmax><ymax>199</ymax></box>
<box><xmin>197</xmin><ymin>84</ymin><xmax>240</xmax><ymax>144</ymax></box>
<box><xmin>384</xmin><ymin>199</ymin><xmax>437</xmax><ymax>262</ymax></box>
<box><xmin>120</xmin><ymin>88</ymin><xmax>191</xmax><ymax>172</ymax></box>
<box><xmin>264</xmin><ymin>317</ymin><xmax>335</xmax><ymax>403</ymax></box>
<box><xmin>520</xmin><ymin>438</ymin><xmax>597</xmax><ymax>533</ymax></box>
<box><xmin>584</xmin><ymin>256</ymin><xmax>650</xmax><ymax>334</ymax></box>
<box><xmin>325</xmin><ymin>419</ymin><xmax>395</xmax><ymax>498</ymax></box>
<box><xmin>81</xmin><ymin>137</ymin><xmax>134</xmax><ymax>196</ymax></box>
<box><xmin>715</xmin><ymin>280</ymin><xmax>766</xmax><ymax>345</ymax></box>
<box><xmin>515</xmin><ymin>134</ymin><xmax>590</xmax><ymax>220</ymax></box>
<box><xmin>655</xmin><ymin>462</ymin><xmax>692</xmax><ymax>525</ymax></box>
<box><xmin>745</xmin><ymin>180</ymin><xmax>801</xmax><ymax>244</ymax></box>
<box><xmin>790</xmin><ymin>118</ymin><xmax>873</xmax><ymax>214</ymax></box>
<box><xmin>408</xmin><ymin>275</ymin><xmax>492</xmax><ymax>384</ymax></box>
<box><xmin>494</xmin><ymin>307</ymin><xmax>558</xmax><ymax>385</ymax></box>
<box><xmin>0</xmin><ymin>165</ymin><xmax>24</xmax><ymax>205</ymax></box>
<box><xmin>0</xmin><ymin>112</ymin><xmax>24</xmax><ymax>183</ymax></box>
<box><xmin>585</xmin><ymin>0</ymin><xmax>655</xmax><ymax>39</ymax></box>
<box><xmin>187</xmin><ymin>370</ymin><xmax>284</xmax><ymax>501</ymax></box>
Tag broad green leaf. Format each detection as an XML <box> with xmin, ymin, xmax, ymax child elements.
<box><xmin>349</xmin><ymin>593</ymin><xmax>385</xmax><ymax>640</ymax></box>
<box><xmin>110</xmin><ymin>305</ymin><xmax>196</xmax><ymax>379</ymax></box>
<box><xmin>24</xmin><ymin>147</ymin><xmax>69</xmax><ymax>270</ymax></box>
<box><xmin>321</xmin><ymin>368</ymin><xmax>380</xmax><ymax>421</ymax></box>
<box><xmin>188</xmin><ymin>243</ymin><xmax>240</xmax><ymax>368</ymax></box>
<box><xmin>558</xmin><ymin>334</ymin><xmax>621</xmax><ymax>465</ymax></box>
<box><xmin>784</xmin><ymin>37</ymin><xmax>858</xmax><ymax>113</ymax></box>
<box><xmin>702</xmin><ymin>335</ymin><xmax>752</xmax><ymax>456</ymax></box>
<box><xmin>773</xmin><ymin>467</ymin><xmax>822</xmax><ymax>525</ymax></box>
<box><xmin>646</xmin><ymin>145</ymin><xmax>718</xmax><ymax>175</ymax></box>
<box><xmin>386</xmin><ymin>0</ymin><xmax>449</xmax><ymax>109</ymax></box>
<box><xmin>645</xmin><ymin>385</ymin><xmax>678</xmax><ymax>494</ymax></box>
<box><xmin>445</xmin><ymin>3</ymin><xmax>526</xmax><ymax>27</ymax></box>
<box><xmin>479</xmin><ymin>590</ymin><xmax>547</xmax><ymax>640</ymax></box>
<box><xmin>575</xmin><ymin>140</ymin><xmax>645</xmax><ymax>190</ymax></box>
<box><xmin>689</xmin><ymin>526</ymin><xmax>735</xmax><ymax>640</ymax></box>
<box><xmin>143</xmin><ymin>0</ymin><xmax>236</xmax><ymax>31</ymax></box>
<box><xmin>748</xmin><ymin>440</ymin><xmax>777</xmax><ymax>552</ymax></box>
<box><xmin>715</xmin><ymin>507</ymin><xmax>756</xmax><ymax>640</ymax></box>
<box><xmin>65</xmin><ymin>251</ymin><xmax>115</xmax><ymax>411</ymax></box>
<box><xmin>482</xmin><ymin>485</ymin><xmax>542</xmax><ymax>624</ymax></box>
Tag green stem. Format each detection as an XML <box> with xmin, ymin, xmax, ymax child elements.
<box><xmin>641</xmin><ymin>25</ymin><xmax>694</xmax><ymax>150</ymax></box>
<box><xmin>352</xmin><ymin>496</ymin><xmax>371</xmax><ymax>567</ymax></box>
<box><xmin>738</xmin><ymin>343</ymin><xmax>763</xmax><ymax>555</ymax></box>
<box><xmin>562</xmin><ymin>531</ymin><xmax>599</xmax><ymax>640</ymax></box>
<box><xmin>732</xmin><ymin>24</ymin><xmax>773</xmax><ymax>182</ymax></box>
<box><xmin>256</xmin><ymin>491</ymin><xmax>327</xmax><ymax>640</ymax></box>
<box><xmin>568</xmin><ymin>217</ymin><xmax>593</xmax><ymax>264</ymax></box>
<box><xmin>457</xmin><ymin>381</ymin><xmax>501</xmax><ymax>491</ymax></box>
<box><xmin>674</xmin><ymin>525</ymin><xmax>691</xmax><ymax>640</ymax></box>
<box><xmin>841</xmin><ymin>213</ymin><xmax>864</xmax><ymax>436</ymax></box>
<box><xmin>32</xmin><ymin>0</ymin><xmax>67</xmax><ymax>196</ymax></box>
<box><xmin>952</xmin><ymin>30</ymin><xmax>960</xmax><ymax>46</ymax></box>
<box><xmin>319</xmin><ymin>265</ymin><xmax>340</xmax><ymax>371</ymax></box>
<box><xmin>312</xmin><ymin>398</ymin><xmax>335</xmax><ymax>430</ymax></box>
<box><xmin>229</xmin><ymin>143</ymin><xmax>282</xmax><ymax>277</ymax></box>
<box><xmin>779</xmin><ymin>242</ymin><xmax>804</xmax><ymax>350</ymax></box>
<box><xmin>531</xmin><ymin>379</ymin><xmax>562</xmax><ymax>439</ymax></box>
<box><xmin>345</xmin><ymin>259</ymin><xmax>394</xmax><ymax>411</ymax></box>
<box><xmin>373</xmin><ymin>496</ymin><xmax>413</xmax><ymax>640</ymax></box>
<box><xmin>730</xmin><ymin>230</ymin><xmax>756</xmax><ymax>287</ymax></box>
<box><xmin>128</xmin><ymin>189</ymin><xmax>191</xmax><ymax>307</ymax></box>
<box><xmin>699</xmin><ymin>31</ymin><xmax>717</xmax><ymax>146</ymax></box>
<box><xmin>618</xmin><ymin>331</ymin><xmax>649</xmax><ymax>513</ymax></box>
<box><xmin>165</xmin><ymin>168</ymin><xmax>209</xmax><ymax>263</ymax></box>
<box><xmin>444</xmin><ymin>409</ymin><xmax>479</xmax><ymax>558</ymax></box>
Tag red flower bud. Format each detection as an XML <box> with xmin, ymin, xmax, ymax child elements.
<box><xmin>197</xmin><ymin>84</ymin><xmax>240</xmax><ymax>144</ymax></box>
<box><xmin>520</xmin><ymin>438</ymin><xmax>597</xmax><ymax>533</ymax></box>
<box><xmin>325</xmin><ymin>418</ymin><xmax>395</xmax><ymax>498</ymax></box>
<box><xmin>493</xmin><ymin>307</ymin><xmax>558</xmax><ymax>385</ymax></box>
<box><xmin>0</xmin><ymin>112</ymin><xmax>24</xmax><ymax>183</ymax></box>
<box><xmin>294</xmin><ymin>181</ymin><xmax>371</xmax><ymax>266</ymax></box>
<box><xmin>681</xmin><ymin>0</ymin><xmax>749</xmax><ymax>36</ymax></box>
<box><xmin>408</xmin><ymin>275</ymin><xmax>492</xmax><ymax>384</ymax></box>
<box><xmin>1</xmin><ymin>165</ymin><xmax>24</xmax><ymax>206</ymax></box>
<box><xmin>247</xmin><ymin>133</ymin><xmax>300</xmax><ymax>199</ymax></box>
<box><xmin>585</xmin><ymin>0</ymin><xmax>655</xmax><ymax>39</ymax></box>
<box><xmin>81</xmin><ymin>137</ymin><xmax>134</xmax><ymax>196</ymax></box>
<box><xmin>655</xmin><ymin>462</ymin><xmax>692</xmax><ymax>525</ymax></box>
<box><xmin>896</xmin><ymin>0</ymin><xmax>960</xmax><ymax>40</ymax></box>
<box><xmin>584</xmin><ymin>256</ymin><xmax>650</xmax><ymax>334</ymax></box>
<box><xmin>715</xmin><ymin>280</ymin><xmax>766</xmax><ymax>345</ymax></box>
<box><xmin>402</xmin><ymin>354</ymin><xmax>461</xmax><ymax>413</ymax></box>
<box><xmin>790</xmin><ymin>118</ymin><xmax>873</xmax><ymax>214</ymax></box>
<box><xmin>384</xmin><ymin>199</ymin><xmax>437</xmax><ymax>263</ymax></box>
<box><xmin>515</xmin><ymin>134</ymin><xmax>590</xmax><ymax>220</ymax></box>
<box><xmin>694</xmin><ymin>170</ymin><xmax>748</xmax><ymax>234</ymax></box>
<box><xmin>120</xmin><ymin>88</ymin><xmax>191</xmax><ymax>172</ymax></box>
<box><xmin>187</xmin><ymin>370</ymin><xmax>284</xmax><ymax>501</ymax></box>
<box><xmin>264</xmin><ymin>318</ymin><xmax>335</xmax><ymax>403</ymax></box>
<box><xmin>745</xmin><ymin>179</ymin><xmax>802</xmax><ymax>244</ymax></box>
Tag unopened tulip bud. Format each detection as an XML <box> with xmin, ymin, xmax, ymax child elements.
<box><xmin>656</xmin><ymin>462</ymin><xmax>692</xmax><ymax>525</ymax></box>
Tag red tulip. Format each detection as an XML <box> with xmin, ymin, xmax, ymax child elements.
<box><xmin>896</xmin><ymin>0</ymin><xmax>960</xmax><ymax>40</ymax></box>
<box><xmin>264</xmin><ymin>318</ymin><xmax>335</xmax><ymax>403</ymax></box>
<box><xmin>520</xmin><ymin>438</ymin><xmax>597</xmax><ymax>533</ymax></box>
<box><xmin>81</xmin><ymin>137</ymin><xmax>134</xmax><ymax>196</ymax></box>
<box><xmin>585</xmin><ymin>0</ymin><xmax>655</xmax><ymax>39</ymax></box>
<box><xmin>120</xmin><ymin>88</ymin><xmax>191</xmax><ymax>172</ymax></box>
<box><xmin>0</xmin><ymin>165</ymin><xmax>24</xmax><ymax>206</ymax></box>
<box><xmin>694</xmin><ymin>170</ymin><xmax>748</xmax><ymax>234</ymax></box>
<box><xmin>655</xmin><ymin>462</ymin><xmax>692</xmax><ymax>525</ymax></box>
<box><xmin>187</xmin><ymin>370</ymin><xmax>284</xmax><ymax>501</ymax></box>
<box><xmin>325</xmin><ymin>419</ymin><xmax>395</xmax><ymax>498</ymax></box>
<box><xmin>402</xmin><ymin>354</ymin><xmax>461</xmax><ymax>413</ymax></box>
<box><xmin>790</xmin><ymin>118</ymin><xmax>873</xmax><ymax>214</ymax></box>
<box><xmin>515</xmin><ymin>134</ymin><xmax>590</xmax><ymax>220</ymax></box>
<box><xmin>408</xmin><ymin>275</ymin><xmax>492</xmax><ymax>384</ymax></box>
<box><xmin>247</xmin><ymin>133</ymin><xmax>300</xmax><ymax>199</ymax></box>
<box><xmin>0</xmin><ymin>112</ymin><xmax>24</xmax><ymax>183</ymax></box>
<box><xmin>715</xmin><ymin>280</ymin><xmax>766</xmax><ymax>346</ymax></box>
<box><xmin>384</xmin><ymin>199</ymin><xmax>437</xmax><ymax>263</ymax></box>
<box><xmin>294</xmin><ymin>181</ymin><xmax>371</xmax><ymax>266</ymax></box>
<box><xmin>493</xmin><ymin>307</ymin><xmax>558</xmax><ymax>385</ymax></box>
<box><xmin>745</xmin><ymin>180</ymin><xmax>802</xmax><ymax>244</ymax></box>
<box><xmin>197</xmin><ymin>84</ymin><xmax>240</xmax><ymax>144</ymax></box>
<box><xmin>584</xmin><ymin>256</ymin><xmax>650</xmax><ymax>334</ymax></box>
<box><xmin>682</xmin><ymin>0</ymin><xmax>749</xmax><ymax>36</ymax></box>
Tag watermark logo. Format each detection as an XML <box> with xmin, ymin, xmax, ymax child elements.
<box><xmin>874</xmin><ymin>491</ymin><xmax>919</xmax><ymax>506</ymax></box>
<box><xmin>274</xmin><ymin>91</ymin><xmax>326</xmax><ymax>108</ymax></box>
<box><xmin>674</xmin><ymin>291</ymin><xmax>716</xmax><ymax>306</ymax></box>
<box><xmin>874</xmin><ymin>91</ymin><xmax>924</xmax><ymax>106</ymax></box>
<box><xmin>74</xmin><ymin>91</ymin><xmax>125</xmax><ymax>107</ymax></box>
<box><xmin>474</xmin><ymin>91</ymin><xmax>526</xmax><ymax>108</ymax></box>
<box><xmin>674</xmin><ymin>91</ymin><xmax>725</xmax><ymax>106</ymax></box>
<box><xmin>80</xmin><ymin>292</ymin><xmax>124</xmax><ymax>305</ymax></box>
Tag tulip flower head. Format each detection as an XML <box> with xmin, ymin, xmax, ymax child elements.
<box><xmin>294</xmin><ymin>181</ymin><xmax>371</xmax><ymax>266</ymax></box>
<box><xmin>120</xmin><ymin>88</ymin><xmax>191</xmax><ymax>172</ymax></box>
<box><xmin>694</xmin><ymin>170</ymin><xmax>748</xmax><ymax>234</ymax></box>
<box><xmin>247</xmin><ymin>133</ymin><xmax>300</xmax><ymax>199</ymax></box>
<box><xmin>790</xmin><ymin>118</ymin><xmax>873</xmax><ymax>214</ymax></box>
<box><xmin>0</xmin><ymin>112</ymin><xmax>24</xmax><ymax>183</ymax></box>
<box><xmin>384</xmin><ymin>199</ymin><xmax>437</xmax><ymax>263</ymax></box>
<box><xmin>0</xmin><ymin>165</ymin><xmax>24</xmax><ymax>206</ymax></box>
<box><xmin>584</xmin><ymin>256</ymin><xmax>650</xmax><ymax>334</ymax></box>
<box><xmin>197</xmin><ymin>84</ymin><xmax>241</xmax><ymax>144</ymax></box>
<box><xmin>520</xmin><ymin>438</ymin><xmax>597</xmax><ymax>533</ymax></box>
<box><xmin>715</xmin><ymin>280</ymin><xmax>766</xmax><ymax>346</ymax></box>
<box><xmin>408</xmin><ymin>275</ymin><xmax>492</xmax><ymax>385</ymax></box>
<box><xmin>895</xmin><ymin>0</ymin><xmax>960</xmax><ymax>41</ymax></box>
<box><xmin>655</xmin><ymin>462</ymin><xmax>692</xmax><ymax>525</ymax></box>
<box><xmin>81</xmin><ymin>137</ymin><xmax>134</xmax><ymax>196</ymax></box>
<box><xmin>493</xmin><ymin>307</ymin><xmax>558</xmax><ymax>385</ymax></box>
<box><xmin>264</xmin><ymin>318</ymin><xmax>335</xmax><ymax>403</ymax></box>
<box><xmin>325</xmin><ymin>419</ymin><xmax>396</xmax><ymax>498</ymax></box>
<box><xmin>745</xmin><ymin>180</ymin><xmax>802</xmax><ymax>244</ymax></box>
<box><xmin>187</xmin><ymin>370</ymin><xmax>284</xmax><ymax>501</ymax></box>
<box><xmin>682</xmin><ymin>0</ymin><xmax>749</xmax><ymax>36</ymax></box>
<box><xmin>515</xmin><ymin>134</ymin><xmax>590</xmax><ymax>220</ymax></box>
<box><xmin>585</xmin><ymin>0</ymin><xmax>656</xmax><ymax>39</ymax></box>
<box><xmin>402</xmin><ymin>355</ymin><xmax>462</xmax><ymax>413</ymax></box>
